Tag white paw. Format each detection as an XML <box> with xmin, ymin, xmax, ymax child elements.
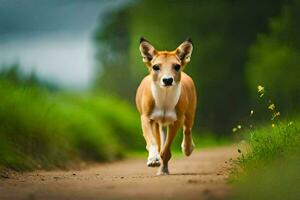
<box><xmin>157</xmin><ymin>165</ymin><xmax>169</xmax><ymax>176</ymax></box>
<box><xmin>181</xmin><ymin>140</ymin><xmax>195</xmax><ymax>156</ymax></box>
<box><xmin>147</xmin><ymin>145</ymin><xmax>161</xmax><ymax>167</ymax></box>
<box><xmin>147</xmin><ymin>156</ymin><xmax>161</xmax><ymax>167</ymax></box>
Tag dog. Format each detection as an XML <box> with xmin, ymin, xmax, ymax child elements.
<box><xmin>136</xmin><ymin>37</ymin><xmax>197</xmax><ymax>175</ymax></box>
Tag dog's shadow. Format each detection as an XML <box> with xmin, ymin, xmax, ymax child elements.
<box><xmin>168</xmin><ymin>172</ymin><xmax>211</xmax><ymax>176</ymax></box>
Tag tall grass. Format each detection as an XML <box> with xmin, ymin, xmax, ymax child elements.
<box><xmin>229</xmin><ymin>85</ymin><xmax>300</xmax><ymax>200</ymax></box>
<box><xmin>0</xmin><ymin>79</ymin><xmax>144</xmax><ymax>171</ymax></box>
<box><xmin>235</xmin><ymin>118</ymin><xmax>300</xmax><ymax>172</ymax></box>
<box><xmin>230</xmin><ymin>119</ymin><xmax>300</xmax><ymax>200</ymax></box>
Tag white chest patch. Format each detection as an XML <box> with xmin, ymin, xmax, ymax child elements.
<box><xmin>150</xmin><ymin>82</ymin><xmax>181</xmax><ymax>125</ymax></box>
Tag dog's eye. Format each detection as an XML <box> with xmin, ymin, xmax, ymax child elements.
<box><xmin>152</xmin><ymin>65</ymin><xmax>160</xmax><ymax>71</ymax></box>
<box><xmin>174</xmin><ymin>64</ymin><xmax>181</xmax><ymax>71</ymax></box>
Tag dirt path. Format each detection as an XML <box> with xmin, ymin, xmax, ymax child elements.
<box><xmin>0</xmin><ymin>146</ymin><xmax>238</xmax><ymax>200</ymax></box>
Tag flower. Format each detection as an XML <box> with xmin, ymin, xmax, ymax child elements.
<box><xmin>232</xmin><ymin>127</ymin><xmax>238</xmax><ymax>133</ymax></box>
<box><xmin>257</xmin><ymin>85</ymin><xmax>265</xmax><ymax>97</ymax></box>
<box><xmin>272</xmin><ymin>123</ymin><xmax>275</xmax><ymax>128</ymax></box>
<box><xmin>257</xmin><ymin>85</ymin><xmax>264</xmax><ymax>93</ymax></box>
<box><xmin>288</xmin><ymin>121</ymin><xmax>293</xmax><ymax>126</ymax></box>
<box><xmin>237</xmin><ymin>125</ymin><xmax>242</xmax><ymax>129</ymax></box>
<box><xmin>250</xmin><ymin>110</ymin><xmax>254</xmax><ymax>116</ymax></box>
<box><xmin>268</xmin><ymin>103</ymin><xmax>275</xmax><ymax>110</ymax></box>
<box><xmin>271</xmin><ymin>112</ymin><xmax>280</xmax><ymax>120</ymax></box>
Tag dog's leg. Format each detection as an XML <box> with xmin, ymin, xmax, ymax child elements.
<box><xmin>152</xmin><ymin>123</ymin><xmax>161</xmax><ymax>153</ymax></box>
<box><xmin>141</xmin><ymin>115</ymin><xmax>161</xmax><ymax>167</ymax></box>
<box><xmin>181</xmin><ymin>126</ymin><xmax>195</xmax><ymax>156</ymax></box>
<box><xmin>159</xmin><ymin>124</ymin><xmax>165</xmax><ymax>153</ymax></box>
<box><xmin>157</xmin><ymin>121</ymin><xmax>180</xmax><ymax>175</ymax></box>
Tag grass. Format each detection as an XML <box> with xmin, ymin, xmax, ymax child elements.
<box><xmin>0</xmin><ymin>79</ymin><xmax>144</xmax><ymax>171</ymax></box>
<box><xmin>236</xmin><ymin>118</ymin><xmax>300</xmax><ymax>171</ymax></box>
<box><xmin>229</xmin><ymin>118</ymin><xmax>300</xmax><ymax>200</ymax></box>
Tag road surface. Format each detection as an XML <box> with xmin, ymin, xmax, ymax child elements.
<box><xmin>0</xmin><ymin>146</ymin><xmax>238</xmax><ymax>200</ymax></box>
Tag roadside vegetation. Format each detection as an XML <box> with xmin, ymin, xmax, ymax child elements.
<box><xmin>230</xmin><ymin>119</ymin><xmax>299</xmax><ymax>200</ymax></box>
<box><xmin>229</xmin><ymin>85</ymin><xmax>300</xmax><ymax>200</ymax></box>
<box><xmin>0</xmin><ymin>65</ymin><xmax>143</xmax><ymax>171</ymax></box>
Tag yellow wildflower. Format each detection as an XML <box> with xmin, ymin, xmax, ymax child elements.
<box><xmin>237</xmin><ymin>125</ymin><xmax>242</xmax><ymax>129</ymax></box>
<box><xmin>271</xmin><ymin>123</ymin><xmax>275</xmax><ymax>128</ymax></box>
<box><xmin>257</xmin><ymin>85</ymin><xmax>265</xmax><ymax>97</ymax></box>
<box><xmin>257</xmin><ymin>85</ymin><xmax>264</xmax><ymax>93</ymax></box>
<box><xmin>271</xmin><ymin>112</ymin><xmax>280</xmax><ymax>120</ymax></box>
<box><xmin>232</xmin><ymin>127</ymin><xmax>238</xmax><ymax>133</ymax></box>
<box><xmin>268</xmin><ymin>104</ymin><xmax>275</xmax><ymax>110</ymax></box>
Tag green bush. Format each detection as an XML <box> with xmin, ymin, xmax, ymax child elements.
<box><xmin>0</xmin><ymin>80</ymin><xmax>143</xmax><ymax>171</ymax></box>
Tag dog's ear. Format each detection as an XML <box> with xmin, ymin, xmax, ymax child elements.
<box><xmin>176</xmin><ymin>38</ymin><xmax>193</xmax><ymax>65</ymax></box>
<box><xmin>139</xmin><ymin>37</ymin><xmax>157</xmax><ymax>64</ymax></box>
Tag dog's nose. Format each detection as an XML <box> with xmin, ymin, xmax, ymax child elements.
<box><xmin>162</xmin><ymin>77</ymin><xmax>173</xmax><ymax>86</ymax></box>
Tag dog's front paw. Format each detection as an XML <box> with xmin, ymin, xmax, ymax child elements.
<box><xmin>147</xmin><ymin>156</ymin><xmax>161</xmax><ymax>167</ymax></box>
<box><xmin>147</xmin><ymin>145</ymin><xmax>161</xmax><ymax>167</ymax></box>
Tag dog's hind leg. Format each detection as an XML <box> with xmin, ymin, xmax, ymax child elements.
<box><xmin>181</xmin><ymin>115</ymin><xmax>195</xmax><ymax>156</ymax></box>
<box><xmin>157</xmin><ymin>121</ymin><xmax>180</xmax><ymax>175</ymax></box>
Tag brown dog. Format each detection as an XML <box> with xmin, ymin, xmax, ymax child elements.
<box><xmin>136</xmin><ymin>37</ymin><xmax>197</xmax><ymax>175</ymax></box>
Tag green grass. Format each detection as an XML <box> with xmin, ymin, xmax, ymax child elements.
<box><xmin>0</xmin><ymin>79</ymin><xmax>144</xmax><ymax>171</ymax></box>
<box><xmin>230</xmin><ymin>118</ymin><xmax>300</xmax><ymax>200</ymax></box>
<box><xmin>235</xmin><ymin>118</ymin><xmax>300</xmax><ymax>171</ymax></box>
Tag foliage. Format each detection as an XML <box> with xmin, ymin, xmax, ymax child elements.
<box><xmin>0</xmin><ymin>79</ymin><xmax>144</xmax><ymax>171</ymax></box>
<box><xmin>0</xmin><ymin>63</ymin><xmax>58</xmax><ymax>91</ymax></box>
<box><xmin>230</xmin><ymin>119</ymin><xmax>300</xmax><ymax>200</ymax></box>
<box><xmin>236</xmin><ymin>119</ymin><xmax>300</xmax><ymax>171</ymax></box>
<box><xmin>246</xmin><ymin>0</ymin><xmax>300</xmax><ymax>112</ymax></box>
<box><xmin>230</xmin><ymin>82</ymin><xmax>300</xmax><ymax>199</ymax></box>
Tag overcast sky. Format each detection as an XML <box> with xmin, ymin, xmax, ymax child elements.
<box><xmin>0</xmin><ymin>0</ymin><xmax>129</xmax><ymax>89</ymax></box>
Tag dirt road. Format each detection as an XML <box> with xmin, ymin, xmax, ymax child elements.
<box><xmin>0</xmin><ymin>146</ymin><xmax>238</xmax><ymax>200</ymax></box>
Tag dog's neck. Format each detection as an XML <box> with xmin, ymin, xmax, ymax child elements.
<box><xmin>150</xmin><ymin>82</ymin><xmax>181</xmax><ymax>125</ymax></box>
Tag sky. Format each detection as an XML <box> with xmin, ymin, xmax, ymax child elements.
<box><xmin>0</xmin><ymin>0</ymin><xmax>129</xmax><ymax>89</ymax></box>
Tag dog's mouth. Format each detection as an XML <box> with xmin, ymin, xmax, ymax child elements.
<box><xmin>161</xmin><ymin>84</ymin><xmax>173</xmax><ymax>87</ymax></box>
<box><xmin>159</xmin><ymin>82</ymin><xmax>177</xmax><ymax>88</ymax></box>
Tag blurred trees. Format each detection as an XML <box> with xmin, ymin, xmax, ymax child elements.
<box><xmin>247</xmin><ymin>0</ymin><xmax>300</xmax><ymax>112</ymax></box>
<box><xmin>0</xmin><ymin>63</ymin><xmax>58</xmax><ymax>91</ymax></box>
<box><xmin>94</xmin><ymin>0</ymin><xmax>299</xmax><ymax>134</ymax></box>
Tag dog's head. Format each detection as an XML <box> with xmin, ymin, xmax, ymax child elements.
<box><xmin>139</xmin><ymin>37</ymin><xmax>193</xmax><ymax>87</ymax></box>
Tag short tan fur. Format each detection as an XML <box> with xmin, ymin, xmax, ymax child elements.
<box><xmin>136</xmin><ymin>37</ymin><xmax>197</xmax><ymax>175</ymax></box>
